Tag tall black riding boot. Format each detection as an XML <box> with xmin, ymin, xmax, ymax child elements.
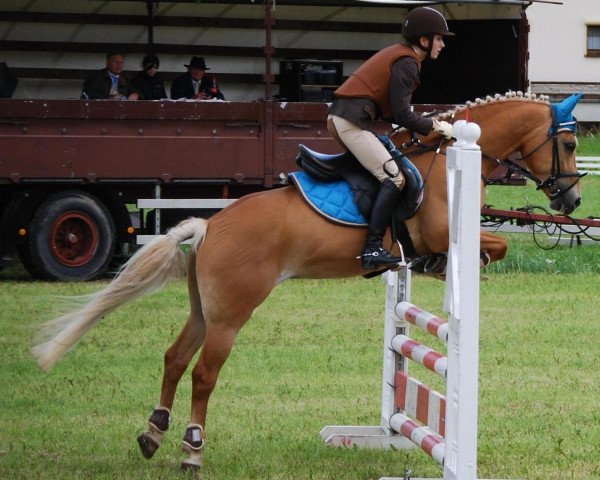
<box><xmin>361</xmin><ymin>179</ymin><xmax>403</xmax><ymax>269</ymax></box>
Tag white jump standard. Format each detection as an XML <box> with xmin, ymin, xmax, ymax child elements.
<box><xmin>320</xmin><ymin>121</ymin><xmax>487</xmax><ymax>480</ymax></box>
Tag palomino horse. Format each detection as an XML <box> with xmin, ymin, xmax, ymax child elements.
<box><xmin>32</xmin><ymin>92</ymin><xmax>583</xmax><ymax>471</ymax></box>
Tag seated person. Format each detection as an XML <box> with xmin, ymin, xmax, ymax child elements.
<box><xmin>131</xmin><ymin>53</ymin><xmax>167</xmax><ymax>100</ymax></box>
<box><xmin>170</xmin><ymin>56</ymin><xmax>224</xmax><ymax>101</ymax></box>
<box><xmin>82</xmin><ymin>52</ymin><xmax>140</xmax><ymax>100</ymax></box>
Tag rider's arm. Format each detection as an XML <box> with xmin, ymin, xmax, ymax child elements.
<box><xmin>390</xmin><ymin>58</ymin><xmax>433</xmax><ymax>135</ymax></box>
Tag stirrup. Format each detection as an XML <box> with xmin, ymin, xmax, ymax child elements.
<box><xmin>359</xmin><ymin>247</ymin><xmax>402</xmax><ymax>269</ymax></box>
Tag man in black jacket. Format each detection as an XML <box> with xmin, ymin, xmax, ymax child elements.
<box><xmin>82</xmin><ymin>52</ymin><xmax>140</xmax><ymax>100</ymax></box>
<box><xmin>170</xmin><ymin>56</ymin><xmax>224</xmax><ymax>101</ymax></box>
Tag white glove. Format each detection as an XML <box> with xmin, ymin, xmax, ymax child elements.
<box><xmin>433</xmin><ymin>120</ymin><xmax>454</xmax><ymax>139</ymax></box>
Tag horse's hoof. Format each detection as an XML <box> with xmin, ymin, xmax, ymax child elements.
<box><xmin>137</xmin><ymin>432</ymin><xmax>159</xmax><ymax>459</ymax></box>
<box><xmin>181</xmin><ymin>460</ymin><xmax>202</xmax><ymax>472</ymax></box>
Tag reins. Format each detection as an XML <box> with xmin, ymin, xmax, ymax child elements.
<box><xmin>482</xmin><ymin>131</ymin><xmax>585</xmax><ymax>200</ymax></box>
<box><xmin>395</xmin><ymin>103</ymin><xmax>586</xmax><ymax>204</ymax></box>
<box><xmin>396</xmin><ymin>133</ymin><xmax>447</xmax><ymax>186</ymax></box>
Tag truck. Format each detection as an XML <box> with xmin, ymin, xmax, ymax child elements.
<box><xmin>0</xmin><ymin>0</ymin><xmax>534</xmax><ymax>280</ymax></box>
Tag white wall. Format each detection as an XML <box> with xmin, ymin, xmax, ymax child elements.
<box><xmin>528</xmin><ymin>0</ymin><xmax>600</xmax><ymax>122</ymax></box>
<box><xmin>528</xmin><ymin>0</ymin><xmax>599</xmax><ymax>83</ymax></box>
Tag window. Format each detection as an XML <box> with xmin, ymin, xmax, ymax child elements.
<box><xmin>587</xmin><ymin>24</ymin><xmax>600</xmax><ymax>57</ymax></box>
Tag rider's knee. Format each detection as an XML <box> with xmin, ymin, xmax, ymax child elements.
<box><xmin>383</xmin><ymin>159</ymin><xmax>404</xmax><ymax>190</ymax></box>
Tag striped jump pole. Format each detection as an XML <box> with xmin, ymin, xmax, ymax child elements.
<box><xmin>396</xmin><ymin>301</ymin><xmax>449</xmax><ymax>343</ymax></box>
<box><xmin>390</xmin><ymin>334</ymin><xmax>447</xmax><ymax>378</ymax></box>
<box><xmin>321</xmin><ymin>122</ymin><xmax>490</xmax><ymax>480</ymax></box>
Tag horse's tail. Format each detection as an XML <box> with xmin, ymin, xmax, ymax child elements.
<box><xmin>31</xmin><ymin>217</ymin><xmax>208</xmax><ymax>372</ymax></box>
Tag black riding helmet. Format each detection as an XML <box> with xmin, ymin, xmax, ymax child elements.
<box><xmin>402</xmin><ymin>7</ymin><xmax>454</xmax><ymax>57</ymax></box>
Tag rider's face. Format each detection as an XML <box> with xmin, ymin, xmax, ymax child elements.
<box><xmin>429</xmin><ymin>35</ymin><xmax>445</xmax><ymax>59</ymax></box>
<box><xmin>420</xmin><ymin>34</ymin><xmax>446</xmax><ymax>59</ymax></box>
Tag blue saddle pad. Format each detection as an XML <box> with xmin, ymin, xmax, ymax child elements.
<box><xmin>288</xmin><ymin>171</ymin><xmax>367</xmax><ymax>227</ymax></box>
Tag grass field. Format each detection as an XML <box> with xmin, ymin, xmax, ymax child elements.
<box><xmin>1</xmin><ymin>136</ymin><xmax>599</xmax><ymax>479</ymax></box>
<box><xmin>1</xmin><ymin>275</ymin><xmax>599</xmax><ymax>480</ymax></box>
<box><xmin>577</xmin><ymin>131</ymin><xmax>600</xmax><ymax>156</ymax></box>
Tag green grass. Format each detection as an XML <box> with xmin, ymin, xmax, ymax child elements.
<box><xmin>1</xmin><ymin>275</ymin><xmax>599</xmax><ymax>480</ymax></box>
<box><xmin>1</xmin><ymin>138</ymin><xmax>599</xmax><ymax>479</ymax></box>
<box><xmin>577</xmin><ymin>131</ymin><xmax>600</xmax><ymax>156</ymax></box>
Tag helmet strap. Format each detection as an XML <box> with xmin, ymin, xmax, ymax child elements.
<box><xmin>415</xmin><ymin>35</ymin><xmax>434</xmax><ymax>59</ymax></box>
<box><xmin>426</xmin><ymin>35</ymin><xmax>435</xmax><ymax>59</ymax></box>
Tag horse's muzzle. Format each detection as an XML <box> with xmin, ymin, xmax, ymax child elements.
<box><xmin>549</xmin><ymin>190</ymin><xmax>581</xmax><ymax>214</ymax></box>
<box><xmin>547</xmin><ymin>176</ymin><xmax>582</xmax><ymax>215</ymax></box>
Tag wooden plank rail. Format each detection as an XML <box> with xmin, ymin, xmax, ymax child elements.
<box><xmin>0</xmin><ymin>40</ymin><xmax>376</xmax><ymax>61</ymax></box>
<box><xmin>11</xmin><ymin>67</ymin><xmax>265</xmax><ymax>83</ymax></box>
<box><xmin>481</xmin><ymin>207</ymin><xmax>600</xmax><ymax>228</ymax></box>
<box><xmin>0</xmin><ymin>10</ymin><xmax>401</xmax><ymax>33</ymax></box>
<box><xmin>577</xmin><ymin>156</ymin><xmax>600</xmax><ymax>175</ymax></box>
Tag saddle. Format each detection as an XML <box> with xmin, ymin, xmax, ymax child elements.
<box><xmin>294</xmin><ymin>142</ymin><xmax>425</xmax><ymax>259</ymax></box>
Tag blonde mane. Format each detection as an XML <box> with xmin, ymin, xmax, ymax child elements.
<box><xmin>435</xmin><ymin>91</ymin><xmax>550</xmax><ymax>121</ymax></box>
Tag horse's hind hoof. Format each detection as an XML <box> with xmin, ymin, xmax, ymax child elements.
<box><xmin>137</xmin><ymin>432</ymin><xmax>159</xmax><ymax>459</ymax></box>
<box><xmin>181</xmin><ymin>460</ymin><xmax>202</xmax><ymax>472</ymax></box>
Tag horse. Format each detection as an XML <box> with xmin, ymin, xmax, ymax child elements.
<box><xmin>31</xmin><ymin>91</ymin><xmax>583</xmax><ymax>471</ymax></box>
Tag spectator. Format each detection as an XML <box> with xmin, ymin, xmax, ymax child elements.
<box><xmin>131</xmin><ymin>53</ymin><xmax>167</xmax><ymax>100</ymax></box>
<box><xmin>82</xmin><ymin>52</ymin><xmax>140</xmax><ymax>100</ymax></box>
<box><xmin>170</xmin><ymin>56</ymin><xmax>224</xmax><ymax>101</ymax></box>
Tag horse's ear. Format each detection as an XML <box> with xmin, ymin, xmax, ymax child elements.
<box><xmin>554</xmin><ymin>92</ymin><xmax>583</xmax><ymax>117</ymax></box>
<box><xmin>551</xmin><ymin>92</ymin><xmax>583</xmax><ymax>135</ymax></box>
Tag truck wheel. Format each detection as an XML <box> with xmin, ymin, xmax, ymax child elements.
<box><xmin>20</xmin><ymin>191</ymin><xmax>116</xmax><ymax>281</ymax></box>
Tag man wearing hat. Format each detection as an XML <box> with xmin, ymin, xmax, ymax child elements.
<box><xmin>171</xmin><ymin>56</ymin><xmax>225</xmax><ymax>100</ymax></box>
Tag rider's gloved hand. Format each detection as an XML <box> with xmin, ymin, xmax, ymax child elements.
<box><xmin>433</xmin><ymin>120</ymin><xmax>454</xmax><ymax>139</ymax></box>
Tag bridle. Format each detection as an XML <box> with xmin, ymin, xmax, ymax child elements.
<box><xmin>392</xmin><ymin>104</ymin><xmax>585</xmax><ymax>202</ymax></box>
<box><xmin>483</xmin><ymin>111</ymin><xmax>586</xmax><ymax>201</ymax></box>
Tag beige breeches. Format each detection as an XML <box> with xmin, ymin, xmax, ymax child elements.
<box><xmin>327</xmin><ymin>114</ymin><xmax>404</xmax><ymax>189</ymax></box>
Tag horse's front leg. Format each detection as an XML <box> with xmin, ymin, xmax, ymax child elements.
<box><xmin>410</xmin><ymin>230</ymin><xmax>508</xmax><ymax>278</ymax></box>
<box><xmin>479</xmin><ymin>230</ymin><xmax>508</xmax><ymax>267</ymax></box>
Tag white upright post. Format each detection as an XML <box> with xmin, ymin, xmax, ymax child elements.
<box><xmin>323</xmin><ymin>121</ymin><xmax>493</xmax><ymax>480</ymax></box>
<box><xmin>380</xmin><ymin>265</ymin><xmax>411</xmax><ymax>433</ymax></box>
<box><xmin>443</xmin><ymin>122</ymin><xmax>481</xmax><ymax>480</ymax></box>
<box><xmin>319</xmin><ymin>264</ymin><xmax>414</xmax><ymax>450</ymax></box>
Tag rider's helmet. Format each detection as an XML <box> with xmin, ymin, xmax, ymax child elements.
<box><xmin>402</xmin><ymin>7</ymin><xmax>454</xmax><ymax>46</ymax></box>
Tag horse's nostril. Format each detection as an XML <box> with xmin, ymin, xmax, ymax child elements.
<box><xmin>574</xmin><ymin>197</ymin><xmax>581</xmax><ymax>209</ymax></box>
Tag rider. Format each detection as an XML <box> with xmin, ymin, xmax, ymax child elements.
<box><xmin>327</xmin><ymin>6</ymin><xmax>454</xmax><ymax>269</ymax></box>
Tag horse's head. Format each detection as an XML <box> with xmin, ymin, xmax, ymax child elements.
<box><xmin>519</xmin><ymin>93</ymin><xmax>584</xmax><ymax>215</ymax></box>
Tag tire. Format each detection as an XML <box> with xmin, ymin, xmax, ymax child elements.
<box><xmin>20</xmin><ymin>191</ymin><xmax>116</xmax><ymax>281</ymax></box>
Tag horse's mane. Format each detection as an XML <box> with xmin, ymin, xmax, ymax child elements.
<box><xmin>435</xmin><ymin>91</ymin><xmax>550</xmax><ymax>120</ymax></box>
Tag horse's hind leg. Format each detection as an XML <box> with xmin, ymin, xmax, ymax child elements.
<box><xmin>138</xmin><ymin>255</ymin><xmax>206</xmax><ymax>460</ymax></box>
<box><xmin>137</xmin><ymin>313</ymin><xmax>205</xmax><ymax>458</ymax></box>
<box><xmin>179</xmin><ymin>266</ymin><xmax>276</xmax><ymax>470</ymax></box>
<box><xmin>180</xmin><ymin>321</ymin><xmax>242</xmax><ymax>470</ymax></box>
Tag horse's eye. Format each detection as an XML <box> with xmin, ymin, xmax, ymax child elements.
<box><xmin>564</xmin><ymin>142</ymin><xmax>577</xmax><ymax>152</ymax></box>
